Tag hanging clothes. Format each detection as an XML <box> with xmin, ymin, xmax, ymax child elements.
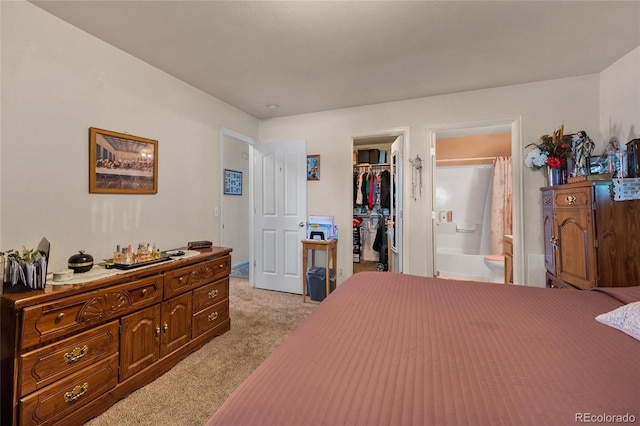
<box><xmin>354</xmin><ymin>166</ymin><xmax>391</xmax><ymax>211</ymax></box>
<box><xmin>380</xmin><ymin>170</ymin><xmax>391</xmax><ymax>209</ymax></box>
<box><xmin>367</xmin><ymin>172</ymin><xmax>376</xmax><ymax>209</ymax></box>
<box><xmin>353</xmin><ymin>170</ymin><xmax>359</xmax><ymax>204</ymax></box>
<box><xmin>355</xmin><ymin>171</ymin><xmax>364</xmax><ymax>205</ymax></box>
<box><xmin>372</xmin><ymin>216</ymin><xmax>388</xmax><ymax>270</ymax></box>
<box><xmin>362</xmin><ymin>171</ymin><xmax>369</xmax><ymax>206</ymax></box>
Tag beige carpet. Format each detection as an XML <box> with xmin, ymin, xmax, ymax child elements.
<box><xmin>86</xmin><ymin>278</ymin><xmax>316</xmax><ymax>426</ymax></box>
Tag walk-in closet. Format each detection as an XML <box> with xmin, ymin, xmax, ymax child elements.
<box><xmin>352</xmin><ymin>137</ymin><xmax>394</xmax><ymax>273</ymax></box>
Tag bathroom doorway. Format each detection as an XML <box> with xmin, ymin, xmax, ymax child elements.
<box><xmin>430</xmin><ymin>119</ymin><xmax>522</xmax><ymax>284</ymax></box>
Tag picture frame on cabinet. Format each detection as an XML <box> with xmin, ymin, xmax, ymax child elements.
<box><xmin>307</xmin><ymin>155</ymin><xmax>320</xmax><ymax>181</ymax></box>
<box><xmin>587</xmin><ymin>155</ymin><xmax>608</xmax><ymax>175</ymax></box>
<box><xmin>224</xmin><ymin>169</ymin><xmax>243</xmax><ymax>195</ymax></box>
<box><xmin>89</xmin><ymin>127</ymin><xmax>158</xmax><ymax>194</ymax></box>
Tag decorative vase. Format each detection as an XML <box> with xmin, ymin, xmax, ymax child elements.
<box><xmin>547</xmin><ymin>164</ymin><xmax>568</xmax><ymax>186</ymax></box>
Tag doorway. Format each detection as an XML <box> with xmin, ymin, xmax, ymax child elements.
<box><xmin>430</xmin><ymin>118</ymin><xmax>523</xmax><ymax>285</ymax></box>
<box><xmin>221</xmin><ymin>129</ymin><xmax>308</xmax><ymax>292</ymax></box>
<box><xmin>352</xmin><ymin>132</ymin><xmax>404</xmax><ymax>275</ymax></box>
<box><xmin>220</xmin><ymin>129</ymin><xmax>254</xmax><ymax>280</ymax></box>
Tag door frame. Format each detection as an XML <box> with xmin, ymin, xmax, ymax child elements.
<box><xmin>219</xmin><ymin>128</ymin><xmax>257</xmax><ymax>285</ymax></box>
<box><xmin>428</xmin><ymin>116</ymin><xmax>524</xmax><ymax>285</ymax></box>
<box><xmin>349</xmin><ymin>127</ymin><xmax>409</xmax><ymax>276</ymax></box>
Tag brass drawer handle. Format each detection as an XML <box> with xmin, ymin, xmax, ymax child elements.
<box><xmin>57</xmin><ymin>313</ymin><xmax>65</xmax><ymax>321</ymax></box>
<box><xmin>208</xmin><ymin>311</ymin><xmax>219</xmax><ymax>322</ymax></box>
<box><xmin>64</xmin><ymin>382</ymin><xmax>88</xmax><ymax>403</ymax></box>
<box><xmin>208</xmin><ymin>289</ymin><xmax>219</xmax><ymax>299</ymax></box>
<box><xmin>564</xmin><ymin>195</ymin><xmax>577</xmax><ymax>205</ymax></box>
<box><xmin>178</xmin><ymin>277</ymin><xmax>184</xmax><ymax>283</ymax></box>
<box><xmin>155</xmin><ymin>326</ymin><xmax>161</xmax><ymax>337</ymax></box>
<box><xmin>141</xmin><ymin>288</ymin><xmax>147</xmax><ymax>297</ymax></box>
<box><xmin>163</xmin><ymin>323</ymin><xmax>168</xmax><ymax>333</ymax></box>
<box><xmin>63</xmin><ymin>345</ymin><xmax>89</xmax><ymax>363</ymax></box>
<box><xmin>218</xmin><ymin>264</ymin><xmax>225</xmax><ymax>269</ymax></box>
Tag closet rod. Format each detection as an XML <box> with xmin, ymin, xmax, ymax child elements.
<box><xmin>354</xmin><ymin>163</ymin><xmax>390</xmax><ymax>169</ymax></box>
<box><xmin>437</xmin><ymin>156</ymin><xmax>496</xmax><ymax>162</ymax></box>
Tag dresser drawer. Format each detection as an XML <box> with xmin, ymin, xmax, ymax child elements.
<box><xmin>553</xmin><ymin>186</ymin><xmax>592</xmax><ymax>209</ymax></box>
<box><xmin>192</xmin><ymin>299</ymin><xmax>229</xmax><ymax>338</ymax></box>
<box><xmin>22</xmin><ymin>275</ymin><xmax>162</xmax><ymax>348</ymax></box>
<box><xmin>19</xmin><ymin>353</ymin><xmax>118</xmax><ymax>426</ymax></box>
<box><xmin>164</xmin><ymin>255</ymin><xmax>230</xmax><ymax>299</ymax></box>
<box><xmin>192</xmin><ymin>278</ymin><xmax>229</xmax><ymax>313</ymax></box>
<box><xmin>20</xmin><ymin>321</ymin><xmax>119</xmax><ymax>396</ymax></box>
<box><xmin>210</xmin><ymin>255</ymin><xmax>231</xmax><ymax>281</ymax></box>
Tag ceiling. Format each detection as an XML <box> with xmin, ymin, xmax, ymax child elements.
<box><xmin>30</xmin><ymin>1</ymin><xmax>640</xmax><ymax>119</ymax></box>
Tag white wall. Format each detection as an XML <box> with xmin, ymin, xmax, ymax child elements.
<box><xmin>0</xmin><ymin>2</ymin><xmax>258</xmax><ymax>271</ymax></box>
<box><xmin>600</xmin><ymin>46</ymin><xmax>640</xmax><ymax>146</ymax></box>
<box><xmin>259</xmin><ymin>75</ymin><xmax>602</xmax><ymax>285</ymax></box>
<box><xmin>2</xmin><ymin>1</ymin><xmax>637</xmax><ymax>285</ymax></box>
<box><xmin>260</xmin><ymin>42</ymin><xmax>640</xmax><ymax>286</ymax></box>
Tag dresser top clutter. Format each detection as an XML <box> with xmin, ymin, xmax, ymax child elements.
<box><xmin>1</xmin><ymin>246</ymin><xmax>232</xmax><ymax>426</ymax></box>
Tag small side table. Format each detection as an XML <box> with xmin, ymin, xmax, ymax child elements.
<box><xmin>302</xmin><ymin>239</ymin><xmax>337</xmax><ymax>303</ymax></box>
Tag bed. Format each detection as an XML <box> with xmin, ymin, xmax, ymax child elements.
<box><xmin>207</xmin><ymin>272</ymin><xmax>640</xmax><ymax>425</ymax></box>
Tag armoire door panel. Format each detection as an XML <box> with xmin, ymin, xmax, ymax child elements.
<box><xmin>556</xmin><ymin>210</ymin><xmax>596</xmax><ymax>289</ymax></box>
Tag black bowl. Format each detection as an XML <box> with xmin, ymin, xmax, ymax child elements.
<box><xmin>68</xmin><ymin>250</ymin><xmax>94</xmax><ymax>273</ymax></box>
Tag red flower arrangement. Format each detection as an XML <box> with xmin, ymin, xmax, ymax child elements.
<box><xmin>524</xmin><ymin>125</ymin><xmax>573</xmax><ymax>170</ymax></box>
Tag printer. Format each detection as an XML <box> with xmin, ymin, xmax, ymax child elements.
<box><xmin>307</xmin><ymin>216</ymin><xmax>337</xmax><ymax>240</ymax></box>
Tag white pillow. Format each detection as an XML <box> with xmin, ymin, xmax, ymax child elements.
<box><xmin>596</xmin><ymin>301</ymin><xmax>640</xmax><ymax>341</ymax></box>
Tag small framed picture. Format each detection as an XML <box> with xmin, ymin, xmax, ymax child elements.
<box><xmin>307</xmin><ymin>155</ymin><xmax>320</xmax><ymax>181</ymax></box>
<box><xmin>587</xmin><ymin>155</ymin><xmax>608</xmax><ymax>175</ymax></box>
<box><xmin>224</xmin><ymin>169</ymin><xmax>243</xmax><ymax>195</ymax></box>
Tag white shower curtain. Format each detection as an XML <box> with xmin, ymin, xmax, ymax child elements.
<box><xmin>491</xmin><ymin>156</ymin><xmax>512</xmax><ymax>255</ymax></box>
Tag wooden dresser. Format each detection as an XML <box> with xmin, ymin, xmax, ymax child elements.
<box><xmin>542</xmin><ymin>181</ymin><xmax>640</xmax><ymax>289</ymax></box>
<box><xmin>1</xmin><ymin>247</ymin><xmax>231</xmax><ymax>426</ymax></box>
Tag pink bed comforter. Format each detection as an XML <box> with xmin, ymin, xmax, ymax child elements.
<box><xmin>208</xmin><ymin>272</ymin><xmax>640</xmax><ymax>425</ymax></box>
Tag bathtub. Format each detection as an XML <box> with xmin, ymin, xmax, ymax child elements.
<box><xmin>436</xmin><ymin>248</ymin><xmax>494</xmax><ymax>282</ymax></box>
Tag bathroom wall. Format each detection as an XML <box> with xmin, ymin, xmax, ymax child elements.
<box><xmin>435</xmin><ymin>165</ymin><xmax>493</xmax><ymax>255</ymax></box>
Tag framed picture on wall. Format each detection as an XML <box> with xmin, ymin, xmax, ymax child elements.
<box><xmin>307</xmin><ymin>155</ymin><xmax>320</xmax><ymax>181</ymax></box>
<box><xmin>89</xmin><ymin>127</ymin><xmax>158</xmax><ymax>194</ymax></box>
<box><xmin>224</xmin><ymin>169</ymin><xmax>243</xmax><ymax>195</ymax></box>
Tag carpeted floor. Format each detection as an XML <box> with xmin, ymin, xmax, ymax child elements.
<box><xmin>85</xmin><ymin>277</ymin><xmax>315</xmax><ymax>426</ymax></box>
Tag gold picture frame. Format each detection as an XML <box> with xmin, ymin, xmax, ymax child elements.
<box><xmin>89</xmin><ymin>127</ymin><xmax>158</xmax><ymax>194</ymax></box>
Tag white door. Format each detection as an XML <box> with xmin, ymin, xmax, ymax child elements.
<box><xmin>252</xmin><ymin>140</ymin><xmax>307</xmax><ymax>293</ymax></box>
<box><xmin>389</xmin><ymin>136</ymin><xmax>403</xmax><ymax>272</ymax></box>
